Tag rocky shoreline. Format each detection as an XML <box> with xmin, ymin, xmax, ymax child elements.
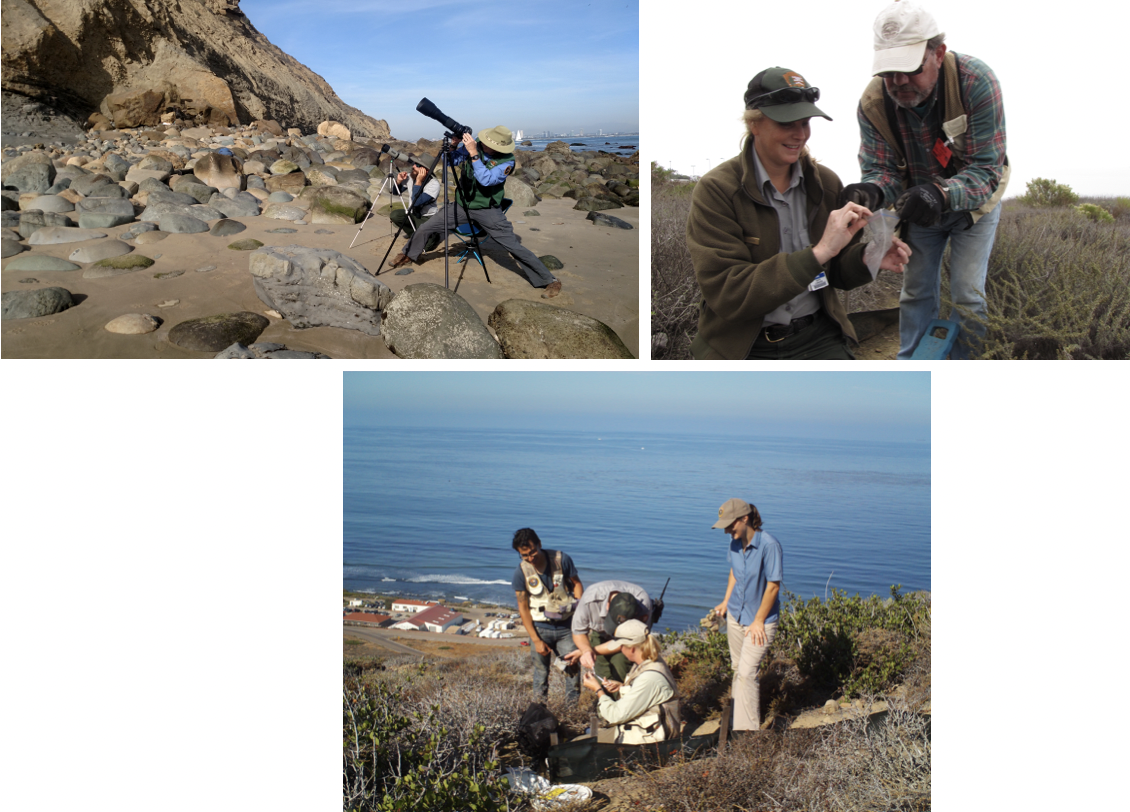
<box><xmin>2</xmin><ymin>113</ymin><xmax>639</xmax><ymax>358</ymax></box>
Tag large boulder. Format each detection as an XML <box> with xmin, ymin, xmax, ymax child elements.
<box><xmin>2</xmin><ymin>159</ymin><xmax>56</xmax><ymax>195</ymax></box>
<box><xmin>503</xmin><ymin>177</ymin><xmax>539</xmax><ymax>209</ymax></box>
<box><xmin>265</xmin><ymin>171</ymin><xmax>307</xmax><ymax>196</ymax></box>
<box><xmin>76</xmin><ymin>197</ymin><xmax>137</xmax><ymax>229</ymax></box>
<box><xmin>317</xmin><ymin>120</ymin><xmax>351</xmax><ymax>140</ymax></box>
<box><xmin>193</xmin><ymin>152</ymin><xmax>244</xmax><ymax>191</ymax></box>
<box><xmin>381</xmin><ymin>283</ymin><xmax>503</xmax><ymax>359</ymax></box>
<box><xmin>249</xmin><ymin>244</ymin><xmax>392</xmax><ymax>336</ymax></box>
<box><xmin>487</xmin><ymin>299</ymin><xmax>635</xmax><ymax>359</ymax></box>
<box><xmin>169</xmin><ymin>312</ymin><xmax>270</xmax><ymax>352</ymax></box>
<box><xmin>2</xmin><ymin>286</ymin><xmax>75</xmax><ymax>320</ymax></box>
<box><xmin>298</xmin><ymin>185</ymin><xmax>368</xmax><ymax>224</ymax></box>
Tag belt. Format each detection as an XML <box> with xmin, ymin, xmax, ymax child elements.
<box><xmin>761</xmin><ymin>312</ymin><xmax>819</xmax><ymax>343</ymax></box>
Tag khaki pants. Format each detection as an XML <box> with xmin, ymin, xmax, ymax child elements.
<box><xmin>727</xmin><ymin>616</ymin><xmax>777</xmax><ymax>730</ymax></box>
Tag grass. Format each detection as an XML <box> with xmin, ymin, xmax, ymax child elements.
<box><xmin>651</xmin><ymin>169</ymin><xmax>1130</xmax><ymax>359</ymax></box>
<box><xmin>343</xmin><ymin>590</ymin><xmax>931</xmax><ymax>811</ymax></box>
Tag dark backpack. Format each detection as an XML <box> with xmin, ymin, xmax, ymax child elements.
<box><xmin>516</xmin><ymin>702</ymin><xmax>559</xmax><ymax>761</ymax></box>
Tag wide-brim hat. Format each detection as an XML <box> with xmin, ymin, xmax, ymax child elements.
<box><xmin>744</xmin><ymin>67</ymin><xmax>831</xmax><ymax>123</ymax></box>
<box><xmin>603</xmin><ymin>592</ymin><xmax>644</xmax><ymax>638</ymax></box>
<box><xmin>478</xmin><ymin>125</ymin><xmax>516</xmax><ymax>154</ymax></box>
<box><xmin>713</xmin><ymin>497</ymin><xmax>754</xmax><ymax>529</ymax></box>
<box><xmin>872</xmin><ymin>1</ymin><xmax>944</xmax><ymax>75</ymax></box>
<box><xmin>612</xmin><ymin>619</ymin><xmax>649</xmax><ymax>649</ymax></box>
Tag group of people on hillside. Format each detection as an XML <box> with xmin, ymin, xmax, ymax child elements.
<box><xmin>687</xmin><ymin>1</ymin><xmax>1007</xmax><ymax>360</ymax></box>
<box><xmin>512</xmin><ymin>495</ymin><xmax>780</xmax><ymax>743</ymax></box>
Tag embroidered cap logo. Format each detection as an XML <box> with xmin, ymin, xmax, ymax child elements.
<box><xmin>781</xmin><ymin>71</ymin><xmax>807</xmax><ymax>88</ymax></box>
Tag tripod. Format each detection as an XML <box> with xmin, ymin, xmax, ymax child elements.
<box><xmin>349</xmin><ymin>156</ymin><xmax>417</xmax><ymax>249</ymax></box>
<box><xmin>372</xmin><ymin>133</ymin><xmax>491</xmax><ymax>289</ymax></box>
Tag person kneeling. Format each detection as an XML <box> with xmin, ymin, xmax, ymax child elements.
<box><xmin>582</xmin><ymin>620</ymin><xmax>681</xmax><ymax>744</ymax></box>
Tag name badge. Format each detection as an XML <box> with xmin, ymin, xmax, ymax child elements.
<box><xmin>808</xmin><ymin>271</ymin><xmax>829</xmax><ymax>292</ymax></box>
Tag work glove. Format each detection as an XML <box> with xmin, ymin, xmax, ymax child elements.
<box><xmin>895</xmin><ymin>183</ymin><xmax>948</xmax><ymax>227</ymax></box>
<box><xmin>838</xmin><ymin>182</ymin><xmax>884</xmax><ymax>211</ymax></box>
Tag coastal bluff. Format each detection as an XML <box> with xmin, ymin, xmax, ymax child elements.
<box><xmin>1</xmin><ymin>0</ymin><xmax>390</xmax><ymax>139</ymax></box>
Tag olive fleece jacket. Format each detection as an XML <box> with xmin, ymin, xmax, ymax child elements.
<box><xmin>685</xmin><ymin>138</ymin><xmax>874</xmax><ymax>360</ymax></box>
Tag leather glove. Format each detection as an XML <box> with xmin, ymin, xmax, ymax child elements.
<box><xmin>895</xmin><ymin>183</ymin><xmax>947</xmax><ymax>227</ymax></box>
<box><xmin>838</xmin><ymin>182</ymin><xmax>883</xmax><ymax>211</ymax></box>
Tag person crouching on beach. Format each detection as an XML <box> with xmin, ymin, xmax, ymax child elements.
<box><xmin>390</xmin><ymin>126</ymin><xmax>563</xmax><ymax>298</ymax></box>
<box><xmin>685</xmin><ymin>67</ymin><xmax>911</xmax><ymax>360</ymax></box>
<box><xmin>390</xmin><ymin>163</ymin><xmax>443</xmax><ymax>253</ymax></box>
<box><xmin>582</xmin><ymin>619</ymin><xmax>682</xmax><ymax>744</ymax></box>
<box><xmin>512</xmin><ymin>528</ymin><xmax>584</xmax><ymax>703</ymax></box>
<box><xmin>711</xmin><ymin>498</ymin><xmax>782</xmax><ymax>731</ymax></box>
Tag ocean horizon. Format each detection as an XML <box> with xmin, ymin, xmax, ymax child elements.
<box><xmin>344</xmin><ymin>426</ymin><xmax>930</xmax><ymax>634</ymax></box>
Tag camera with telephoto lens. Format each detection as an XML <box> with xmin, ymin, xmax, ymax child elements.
<box><xmin>416</xmin><ymin>98</ymin><xmax>472</xmax><ymax>138</ymax></box>
<box><xmin>379</xmin><ymin>143</ymin><xmax>430</xmax><ymax>170</ymax></box>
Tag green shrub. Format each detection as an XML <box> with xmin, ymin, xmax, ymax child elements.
<box><xmin>1020</xmin><ymin>177</ymin><xmax>1079</xmax><ymax>207</ymax></box>
<box><xmin>1076</xmin><ymin>202</ymin><xmax>1115</xmax><ymax>223</ymax></box>
<box><xmin>773</xmin><ymin>586</ymin><xmax>929</xmax><ymax>698</ymax></box>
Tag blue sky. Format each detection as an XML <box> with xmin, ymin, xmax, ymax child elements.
<box><xmin>240</xmin><ymin>1</ymin><xmax>639</xmax><ymax>140</ymax></box>
<box><xmin>343</xmin><ymin>371</ymin><xmax>930</xmax><ymax>442</ymax></box>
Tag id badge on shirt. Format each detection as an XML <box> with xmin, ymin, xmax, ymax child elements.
<box><xmin>808</xmin><ymin>271</ymin><xmax>829</xmax><ymax>292</ymax></box>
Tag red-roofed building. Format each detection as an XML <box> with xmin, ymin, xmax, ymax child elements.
<box><xmin>391</xmin><ymin>604</ymin><xmax>464</xmax><ymax>633</ymax></box>
<box><xmin>343</xmin><ymin>612</ymin><xmax>392</xmax><ymax>627</ymax></box>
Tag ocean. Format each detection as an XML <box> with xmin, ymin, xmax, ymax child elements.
<box><xmin>515</xmin><ymin>134</ymin><xmax>639</xmax><ymax>155</ymax></box>
<box><xmin>343</xmin><ymin>427</ymin><xmax>930</xmax><ymax>634</ymax></box>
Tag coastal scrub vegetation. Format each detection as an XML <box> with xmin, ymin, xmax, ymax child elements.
<box><xmin>343</xmin><ymin>588</ymin><xmax>931</xmax><ymax>811</ymax></box>
<box><xmin>651</xmin><ymin>168</ymin><xmax>1130</xmax><ymax>360</ymax></box>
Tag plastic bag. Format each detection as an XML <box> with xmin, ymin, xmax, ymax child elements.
<box><xmin>862</xmin><ymin>210</ymin><xmax>899</xmax><ymax>279</ymax></box>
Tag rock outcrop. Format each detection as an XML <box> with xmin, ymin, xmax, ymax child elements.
<box><xmin>1</xmin><ymin>0</ymin><xmax>390</xmax><ymax>138</ymax></box>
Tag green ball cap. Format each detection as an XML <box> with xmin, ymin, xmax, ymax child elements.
<box><xmin>744</xmin><ymin>67</ymin><xmax>832</xmax><ymax>123</ymax></box>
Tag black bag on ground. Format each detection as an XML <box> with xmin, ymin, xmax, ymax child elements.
<box><xmin>517</xmin><ymin>702</ymin><xmax>559</xmax><ymax>761</ymax></box>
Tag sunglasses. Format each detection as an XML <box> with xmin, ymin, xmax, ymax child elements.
<box><xmin>749</xmin><ymin>86</ymin><xmax>820</xmax><ymax>109</ymax></box>
<box><xmin>878</xmin><ymin>60</ymin><xmax>927</xmax><ymax>80</ymax></box>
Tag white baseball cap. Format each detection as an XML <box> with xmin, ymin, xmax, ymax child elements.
<box><xmin>872</xmin><ymin>1</ymin><xmax>944</xmax><ymax>75</ymax></box>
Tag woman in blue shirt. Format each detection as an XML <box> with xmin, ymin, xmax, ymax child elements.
<box><xmin>711</xmin><ymin>497</ymin><xmax>783</xmax><ymax>730</ymax></box>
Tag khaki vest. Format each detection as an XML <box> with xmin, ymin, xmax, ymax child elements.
<box><xmin>615</xmin><ymin>658</ymin><xmax>682</xmax><ymax>745</ymax></box>
<box><xmin>520</xmin><ymin>549</ymin><xmax>576</xmax><ymax>622</ymax></box>
<box><xmin>860</xmin><ymin>51</ymin><xmax>1009</xmax><ymax>224</ymax></box>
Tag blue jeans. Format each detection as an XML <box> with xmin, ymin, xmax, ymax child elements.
<box><xmin>898</xmin><ymin>204</ymin><xmax>1001</xmax><ymax>360</ymax></box>
<box><xmin>530</xmin><ymin>623</ymin><xmax>580</xmax><ymax>702</ymax></box>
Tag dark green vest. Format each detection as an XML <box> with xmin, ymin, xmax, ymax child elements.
<box><xmin>456</xmin><ymin>145</ymin><xmax>511</xmax><ymax>209</ymax></box>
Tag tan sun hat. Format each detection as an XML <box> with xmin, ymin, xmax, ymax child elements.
<box><xmin>612</xmin><ymin>619</ymin><xmax>649</xmax><ymax>648</ymax></box>
<box><xmin>477</xmin><ymin>125</ymin><xmax>516</xmax><ymax>154</ymax></box>
<box><xmin>872</xmin><ymin>1</ymin><xmax>944</xmax><ymax>75</ymax></box>
<box><xmin>712</xmin><ymin>498</ymin><xmax>754</xmax><ymax>529</ymax></box>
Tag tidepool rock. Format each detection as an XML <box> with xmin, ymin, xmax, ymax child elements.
<box><xmin>193</xmin><ymin>152</ymin><xmax>244</xmax><ymax>191</ymax></box>
<box><xmin>249</xmin><ymin>244</ymin><xmax>392</xmax><ymax>336</ymax></box>
<box><xmin>2</xmin><ymin>286</ymin><xmax>74</xmax><ymax>320</ymax></box>
<box><xmin>18</xmin><ymin>212</ymin><xmax>75</xmax><ymax>240</ymax></box>
<box><xmin>210</xmin><ymin>219</ymin><xmax>247</xmax><ymax>237</ymax></box>
<box><xmin>381</xmin><ymin>283</ymin><xmax>503</xmax><ymax>359</ymax></box>
<box><xmin>215</xmin><ymin>342</ymin><xmax>331</xmax><ymax>359</ymax></box>
<box><xmin>572</xmin><ymin>196</ymin><xmax>623</xmax><ymax>212</ymax></box>
<box><xmin>207</xmin><ymin>192</ymin><xmax>260</xmax><ymax>219</ymax></box>
<box><xmin>157</xmin><ymin>214</ymin><xmax>210</xmax><ymax>234</ymax></box>
<box><xmin>2</xmin><ymin>161</ymin><xmax>56</xmax><ymax>195</ymax></box>
<box><xmin>487</xmin><ymin>299</ymin><xmax>635</xmax><ymax>359</ymax></box>
<box><xmin>83</xmin><ymin>254</ymin><xmax>155</xmax><ymax>278</ymax></box>
<box><xmin>263</xmin><ymin>204</ymin><xmax>307</xmax><ymax>221</ymax></box>
<box><xmin>586</xmin><ymin>211</ymin><xmax>634</xmax><ymax>229</ymax></box>
<box><xmin>1</xmin><ymin>241</ymin><xmax>24</xmax><ymax>258</ymax></box>
<box><xmin>77</xmin><ymin>197</ymin><xmax>137</xmax><ymax>229</ymax></box>
<box><xmin>26</xmin><ymin>195</ymin><xmax>74</xmax><ymax>214</ymax></box>
<box><xmin>105</xmin><ymin>313</ymin><xmax>161</xmax><ymax>334</ymax></box>
<box><xmin>29</xmin><ymin>227</ymin><xmax>108</xmax><ymax>245</ymax></box>
<box><xmin>69</xmin><ymin>239</ymin><xmax>133</xmax><ymax>264</ymax></box>
<box><xmin>4</xmin><ymin>255</ymin><xmax>81</xmax><ymax>272</ymax></box>
<box><xmin>169</xmin><ymin>312</ymin><xmax>270</xmax><ymax>352</ymax></box>
<box><xmin>503</xmin><ymin>177</ymin><xmax>539</xmax><ymax>209</ymax></box>
<box><xmin>135</xmin><ymin>231</ymin><xmax>169</xmax><ymax>245</ymax></box>
<box><xmin>265</xmin><ymin>171</ymin><xmax>307</xmax><ymax>196</ymax></box>
<box><xmin>228</xmin><ymin>239</ymin><xmax>264</xmax><ymax>250</ymax></box>
<box><xmin>299</xmin><ymin>185</ymin><xmax>368</xmax><ymax>224</ymax></box>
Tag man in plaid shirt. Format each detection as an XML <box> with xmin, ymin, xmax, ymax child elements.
<box><xmin>842</xmin><ymin>1</ymin><xmax>1008</xmax><ymax>359</ymax></box>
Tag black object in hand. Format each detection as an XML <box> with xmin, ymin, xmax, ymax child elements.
<box><xmin>894</xmin><ymin>183</ymin><xmax>947</xmax><ymax>227</ymax></box>
<box><xmin>839</xmin><ymin>182</ymin><xmax>883</xmax><ymax>211</ymax></box>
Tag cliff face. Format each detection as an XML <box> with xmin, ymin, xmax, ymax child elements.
<box><xmin>1</xmin><ymin>0</ymin><xmax>390</xmax><ymax>138</ymax></box>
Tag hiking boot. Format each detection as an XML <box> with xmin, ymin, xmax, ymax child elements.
<box><xmin>541</xmin><ymin>280</ymin><xmax>562</xmax><ymax>299</ymax></box>
<box><xmin>390</xmin><ymin>253</ymin><xmax>415</xmax><ymax>269</ymax></box>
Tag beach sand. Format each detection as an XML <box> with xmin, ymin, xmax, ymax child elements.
<box><xmin>2</xmin><ymin>198</ymin><xmax>640</xmax><ymax>358</ymax></box>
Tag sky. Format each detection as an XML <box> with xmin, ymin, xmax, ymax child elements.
<box><xmin>640</xmin><ymin>0</ymin><xmax>1130</xmax><ymax>197</ymax></box>
<box><xmin>343</xmin><ymin>370</ymin><xmax>931</xmax><ymax>442</ymax></box>
<box><xmin>239</xmin><ymin>0</ymin><xmax>640</xmax><ymax>140</ymax></box>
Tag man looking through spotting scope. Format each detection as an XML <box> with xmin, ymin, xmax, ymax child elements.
<box><xmin>390</xmin><ymin>164</ymin><xmax>442</xmax><ymax>253</ymax></box>
<box><xmin>512</xmin><ymin>528</ymin><xmax>583</xmax><ymax>703</ymax></box>
<box><xmin>390</xmin><ymin>127</ymin><xmax>563</xmax><ymax>298</ymax></box>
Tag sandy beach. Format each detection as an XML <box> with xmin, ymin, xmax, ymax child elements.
<box><xmin>2</xmin><ymin>196</ymin><xmax>639</xmax><ymax>358</ymax></box>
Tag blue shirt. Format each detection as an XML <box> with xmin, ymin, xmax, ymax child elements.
<box><xmin>449</xmin><ymin>143</ymin><xmax>514</xmax><ymax>186</ymax></box>
<box><xmin>727</xmin><ymin>530</ymin><xmax>783</xmax><ymax>625</ymax></box>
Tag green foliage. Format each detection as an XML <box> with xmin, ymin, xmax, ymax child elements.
<box><xmin>1076</xmin><ymin>202</ymin><xmax>1115</xmax><ymax>223</ymax></box>
<box><xmin>774</xmin><ymin>586</ymin><xmax>929</xmax><ymax>698</ymax></box>
<box><xmin>1020</xmin><ymin>177</ymin><xmax>1079</xmax><ymax>207</ymax></box>
<box><xmin>343</xmin><ymin>679</ymin><xmax>510</xmax><ymax>812</ymax></box>
<box><xmin>1112</xmin><ymin>197</ymin><xmax>1130</xmax><ymax>221</ymax></box>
